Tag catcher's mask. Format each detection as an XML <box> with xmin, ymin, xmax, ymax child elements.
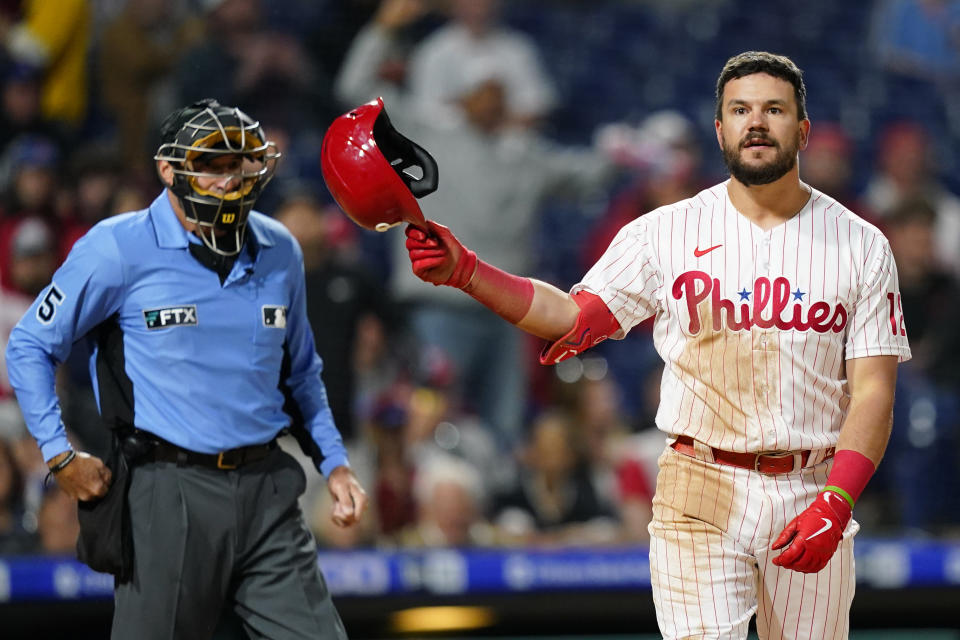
<box><xmin>155</xmin><ymin>99</ymin><xmax>280</xmax><ymax>256</ymax></box>
<box><xmin>321</xmin><ymin>97</ymin><xmax>438</xmax><ymax>232</ymax></box>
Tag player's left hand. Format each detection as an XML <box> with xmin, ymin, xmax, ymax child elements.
<box><xmin>327</xmin><ymin>465</ymin><xmax>368</xmax><ymax>528</ymax></box>
<box><xmin>771</xmin><ymin>490</ymin><xmax>852</xmax><ymax>573</ymax></box>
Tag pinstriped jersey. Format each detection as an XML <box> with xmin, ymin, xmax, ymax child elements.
<box><xmin>576</xmin><ymin>181</ymin><xmax>911</xmax><ymax>453</ymax></box>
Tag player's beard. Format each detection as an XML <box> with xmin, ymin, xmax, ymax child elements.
<box><xmin>722</xmin><ymin>130</ymin><xmax>801</xmax><ymax>186</ymax></box>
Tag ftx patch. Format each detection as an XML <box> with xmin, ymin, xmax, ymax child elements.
<box><xmin>143</xmin><ymin>305</ymin><xmax>198</xmax><ymax>329</ymax></box>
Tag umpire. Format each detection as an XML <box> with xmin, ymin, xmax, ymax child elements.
<box><xmin>5</xmin><ymin>98</ymin><xmax>368</xmax><ymax>639</ymax></box>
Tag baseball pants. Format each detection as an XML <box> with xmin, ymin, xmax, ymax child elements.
<box><xmin>112</xmin><ymin>448</ymin><xmax>346</xmax><ymax>640</ymax></box>
<box><xmin>649</xmin><ymin>445</ymin><xmax>857</xmax><ymax>640</ymax></box>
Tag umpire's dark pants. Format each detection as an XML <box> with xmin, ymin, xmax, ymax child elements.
<box><xmin>112</xmin><ymin>448</ymin><xmax>347</xmax><ymax>640</ymax></box>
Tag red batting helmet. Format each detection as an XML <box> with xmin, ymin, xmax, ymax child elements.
<box><xmin>321</xmin><ymin>97</ymin><xmax>438</xmax><ymax>232</ymax></box>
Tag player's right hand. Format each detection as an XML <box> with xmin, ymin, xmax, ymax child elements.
<box><xmin>51</xmin><ymin>451</ymin><xmax>112</xmax><ymax>501</ymax></box>
<box><xmin>405</xmin><ymin>220</ymin><xmax>478</xmax><ymax>289</ymax></box>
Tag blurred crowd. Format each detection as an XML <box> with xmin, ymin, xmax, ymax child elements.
<box><xmin>1</xmin><ymin>0</ymin><xmax>959</xmax><ymax>558</ymax></box>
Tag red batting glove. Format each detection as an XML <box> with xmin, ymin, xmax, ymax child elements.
<box><xmin>771</xmin><ymin>490</ymin><xmax>852</xmax><ymax>573</ymax></box>
<box><xmin>405</xmin><ymin>221</ymin><xmax>477</xmax><ymax>288</ymax></box>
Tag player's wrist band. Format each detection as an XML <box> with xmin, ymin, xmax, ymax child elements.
<box><xmin>822</xmin><ymin>485</ymin><xmax>855</xmax><ymax>509</ymax></box>
<box><xmin>822</xmin><ymin>449</ymin><xmax>876</xmax><ymax>510</ymax></box>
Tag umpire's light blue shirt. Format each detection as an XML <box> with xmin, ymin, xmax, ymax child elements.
<box><xmin>5</xmin><ymin>192</ymin><xmax>349</xmax><ymax>477</ymax></box>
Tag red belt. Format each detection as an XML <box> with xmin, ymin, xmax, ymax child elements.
<box><xmin>670</xmin><ymin>435</ymin><xmax>834</xmax><ymax>474</ymax></box>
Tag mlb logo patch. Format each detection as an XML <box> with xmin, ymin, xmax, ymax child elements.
<box><xmin>262</xmin><ymin>305</ymin><xmax>287</xmax><ymax>329</ymax></box>
<box><xmin>143</xmin><ymin>305</ymin><xmax>198</xmax><ymax>329</ymax></box>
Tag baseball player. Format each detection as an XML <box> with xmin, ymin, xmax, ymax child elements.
<box><xmin>401</xmin><ymin>51</ymin><xmax>910</xmax><ymax>638</ymax></box>
<box><xmin>5</xmin><ymin>99</ymin><xmax>367</xmax><ymax>640</ymax></box>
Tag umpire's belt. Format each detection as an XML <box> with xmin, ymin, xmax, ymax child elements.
<box><xmin>671</xmin><ymin>435</ymin><xmax>834</xmax><ymax>474</ymax></box>
<box><xmin>149</xmin><ymin>439</ymin><xmax>278</xmax><ymax>470</ymax></box>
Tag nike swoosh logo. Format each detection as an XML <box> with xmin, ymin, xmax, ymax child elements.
<box><xmin>805</xmin><ymin>517</ymin><xmax>833</xmax><ymax>541</ymax></box>
<box><xmin>694</xmin><ymin>244</ymin><xmax>722</xmax><ymax>257</ymax></box>
<box><xmin>564</xmin><ymin>328</ymin><xmax>591</xmax><ymax>348</ymax></box>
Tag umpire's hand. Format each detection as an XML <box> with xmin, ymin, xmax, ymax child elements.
<box><xmin>327</xmin><ymin>465</ymin><xmax>368</xmax><ymax>527</ymax></box>
<box><xmin>49</xmin><ymin>451</ymin><xmax>112</xmax><ymax>501</ymax></box>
